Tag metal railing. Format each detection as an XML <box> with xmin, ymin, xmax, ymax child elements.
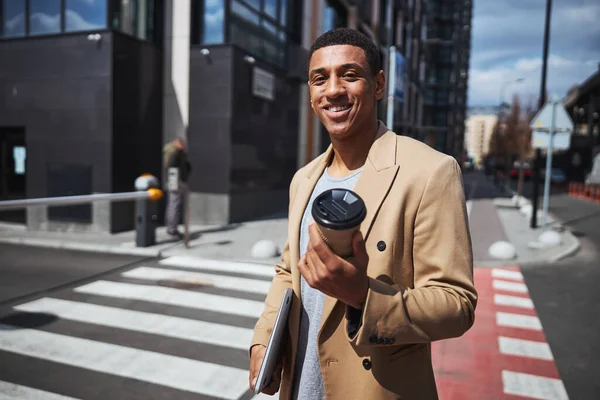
<box><xmin>0</xmin><ymin>175</ymin><xmax>164</xmax><ymax>248</ymax></box>
<box><xmin>0</xmin><ymin>189</ymin><xmax>162</xmax><ymax>211</ymax></box>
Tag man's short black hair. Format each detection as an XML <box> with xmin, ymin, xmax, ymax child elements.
<box><xmin>308</xmin><ymin>28</ymin><xmax>381</xmax><ymax>76</ymax></box>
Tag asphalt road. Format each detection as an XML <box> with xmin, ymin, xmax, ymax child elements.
<box><xmin>0</xmin><ymin>244</ymin><xmax>268</xmax><ymax>400</ymax></box>
<box><xmin>0</xmin><ymin>244</ymin><xmax>146</xmax><ymax>306</ymax></box>
<box><xmin>520</xmin><ymin>194</ymin><xmax>600</xmax><ymax>400</ymax></box>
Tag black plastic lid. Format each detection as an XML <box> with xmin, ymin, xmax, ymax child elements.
<box><xmin>311</xmin><ymin>189</ymin><xmax>367</xmax><ymax>230</ymax></box>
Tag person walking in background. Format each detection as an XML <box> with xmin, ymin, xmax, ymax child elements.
<box><xmin>163</xmin><ymin>137</ymin><xmax>191</xmax><ymax>238</ymax></box>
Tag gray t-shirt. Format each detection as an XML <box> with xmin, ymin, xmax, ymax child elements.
<box><xmin>291</xmin><ymin>167</ymin><xmax>362</xmax><ymax>400</ymax></box>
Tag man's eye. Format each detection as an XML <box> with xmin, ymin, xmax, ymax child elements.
<box><xmin>344</xmin><ymin>73</ymin><xmax>357</xmax><ymax>79</ymax></box>
<box><xmin>313</xmin><ymin>76</ymin><xmax>326</xmax><ymax>83</ymax></box>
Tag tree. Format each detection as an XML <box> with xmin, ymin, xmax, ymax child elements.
<box><xmin>502</xmin><ymin>95</ymin><xmax>535</xmax><ymax>198</ymax></box>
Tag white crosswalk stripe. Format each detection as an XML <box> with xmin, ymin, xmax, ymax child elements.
<box><xmin>159</xmin><ymin>256</ymin><xmax>275</xmax><ymax>278</ymax></box>
<box><xmin>74</xmin><ymin>280</ymin><xmax>265</xmax><ymax>318</ymax></box>
<box><xmin>14</xmin><ymin>297</ymin><xmax>255</xmax><ymax>350</ymax></box>
<box><xmin>494</xmin><ymin>294</ymin><xmax>534</xmax><ymax>309</ymax></box>
<box><xmin>122</xmin><ymin>266</ymin><xmax>271</xmax><ymax>295</ymax></box>
<box><xmin>0</xmin><ymin>380</ymin><xmax>80</xmax><ymax>400</ymax></box>
<box><xmin>502</xmin><ymin>370</ymin><xmax>569</xmax><ymax>399</ymax></box>
<box><xmin>0</xmin><ymin>257</ymin><xmax>276</xmax><ymax>400</ymax></box>
<box><xmin>493</xmin><ymin>279</ymin><xmax>528</xmax><ymax>294</ymax></box>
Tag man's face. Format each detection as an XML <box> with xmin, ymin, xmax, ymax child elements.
<box><xmin>308</xmin><ymin>45</ymin><xmax>385</xmax><ymax>139</ymax></box>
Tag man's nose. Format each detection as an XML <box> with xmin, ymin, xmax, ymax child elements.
<box><xmin>325</xmin><ymin>76</ymin><xmax>345</xmax><ymax>98</ymax></box>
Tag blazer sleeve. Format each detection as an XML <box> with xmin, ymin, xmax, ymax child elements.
<box><xmin>347</xmin><ymin>156</ymin><xmax>477</xmax><ymax>346</ymax></box>
<box><xmin>249</xmin><ymin>173</ymin><xmax>299</xmax><ymax>356</ymax></box>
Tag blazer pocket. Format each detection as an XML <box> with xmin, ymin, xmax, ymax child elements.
<box><xmin>388</xmin><ymin>343</ymin><xmax>427</xmax><ymax>362</ymax></box>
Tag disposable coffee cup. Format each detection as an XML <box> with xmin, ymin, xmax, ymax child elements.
<box><xmin>311</xmin><ymin>188</ymin><xmax>367</xmax><ymax>258</ymax></box>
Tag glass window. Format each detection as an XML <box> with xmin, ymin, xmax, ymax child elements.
<box><xmin>112</xmin><ymin>0</ymin><xmax>155</xmax><ymax>41</ymax></box>
<box><xmin>264</xmin><ymin>0</ymin><xmax>277</xmax><ymax>19</ymax></box>
<box><xmin>13</xmin><ymin>146</ymin><xmax>26</xmax><ymax>175</ymax></box>
<box><xmin>66</xmin><ymin>0</ymin><xmax>107</xmax><ymax>32</ymax></box>
<box><xmin>232</xmin><ymin>0</ymin><xmax>259</xmax><ymax>25</ymax></box>
<box><xmin>242</xmin><ymin>0</ymin><xmax>260</xmax><ymax>11</ymax></box>
<box><xmin>29</xmin><ymin>0</ymin><xmax>61</xmax><ymax>36</ymax></box>
<box><xmin>203</xmin><ymin>0</ymin><xmax>224</xmax><ymax>44</ymax></box>
<box><xmin>2</xmin><ymin>0</ymin><xmax>26</xmax><ymax>38</ymax></box>
<box><xmin>279</xmin><ymin>0</ymin><xmax>287</xmax><ymax>26</ymax></box>
<box><xmin>322</xmin><ymin>3</ymin><xmax>334</xmax><ymax>33</ymax></box>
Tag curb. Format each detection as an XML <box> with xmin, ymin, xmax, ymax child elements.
<box><xmin>0</xmin><ymin>237</ymin><xmax>161</xmax><ymax>257</ymax></box>
<box><xmin>548</xmin><ymin>229</ymin><xmax>581</xmax><ymax>263</ymax></box>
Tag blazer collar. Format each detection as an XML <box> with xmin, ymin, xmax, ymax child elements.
<box><xmin>304</xmin><ymin>120</ymin><xmax>396</xmax><ymax>181</ymax></box>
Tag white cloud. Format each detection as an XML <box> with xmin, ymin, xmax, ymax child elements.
<box><xmin>205</xmin><ymin>9</ymin><xmax>224</xmax><ymax>27</ymax></box>
<box><xmin>468</xmin><ymin>54</ymin><xmax>599</xmax><ymax>106</ymax></box>
<box><xmin>5</xmin><ymin>13</ymin><xmax>24</xmax><ymax>31</ymax></box>
<box><xmin>468</xmin><ymin>0</ymin><xmax>600</xmax><ymax>106</ymax></box>
<box><xmin>65</xmin><ymin>9</ymin><xmax>103</xmax><ymax>31</ymax></box>
<box><xmin>30</xmin><ymin>12</ymin><xmax>60</xmax><ymax>33</ymax></box>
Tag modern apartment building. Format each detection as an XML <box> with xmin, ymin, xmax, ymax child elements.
<box><xmin>421</xmin><ymin>0</ymin><xmax>472</xmax><ymax>159</ymax></box>
<box><xmin>0</xmin><ymin>0</ymin><xmax>472</xmax><ymax>232</ymax></box>
<box><xmin>464</xmin><ymin>114</ymin><xmax>498</xmax><ymax>167</ymax></box>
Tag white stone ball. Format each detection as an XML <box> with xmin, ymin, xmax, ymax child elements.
<box><xmin>251</xmin><ymin>240</ymin><xmax>280</xmax><ymax>259</ymax></box>
<box><xmin>488</xmin><ymin>241</ymin><xmax>517</xmax><ymax>260</ymax></box>
<box><xmin>538</xmin><ymin>231</ymin><xmax>562</xmax><ymax>247</ymax></box>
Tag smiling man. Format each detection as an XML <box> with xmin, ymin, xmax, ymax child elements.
<box><xmin>249</xmin><ymin>28</ymin><xmax>477</xmax><ymax>400</ymax></box>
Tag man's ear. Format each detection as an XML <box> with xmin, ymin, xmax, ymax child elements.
<box><xmin>375</xmin><ymin>70</ymin><xmax>386</xmax><ymax>101</ymax></box>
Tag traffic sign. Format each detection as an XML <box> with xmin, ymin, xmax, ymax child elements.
<box><xmin>530</xmin><ymin>100</ymin><xmax>574</xmax><ymax>132</ymax></box>
<box><xmin>531</xmin><ymin>129</ymin><xmax>571</xmax><ymax>150</ymax></box>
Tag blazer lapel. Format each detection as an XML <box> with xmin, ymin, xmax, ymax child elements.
<box><xmin>319</xmin><ymin>122</ymin><xmax>399</xmax><ymax>335</ymax></box>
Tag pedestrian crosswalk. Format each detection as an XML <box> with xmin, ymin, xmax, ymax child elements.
<box><xmin>0</xmin><ymin>256</ymin><xmax>279</xmax><ymax>400</ymax></box>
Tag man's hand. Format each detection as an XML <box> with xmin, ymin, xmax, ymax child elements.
<box><xmin>298</xmin><ymin>223</ymin><xmax>370</xmax><ymax>309</ymax></box>
<box><xmin>249</xmin><ymin>345</ymin><xmax>282</xmax><ymax>395</ymax></box>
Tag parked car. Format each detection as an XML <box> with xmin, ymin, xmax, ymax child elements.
<box><xmin>541</xmin><ymin>168</ymin><xmax>567</xmax><ymax>184</ymax></box>
<box><xmin>510</xmin><ymin>160</ymin><xmax>532</xmax><ymax>180</ymax></box>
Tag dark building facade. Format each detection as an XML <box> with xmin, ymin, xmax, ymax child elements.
<box><xmin>0</xmin><ymin>0</ymin><xmax>303</xmax><ymax>231</ymax></box>
<box><xmin>0</xmin><ymin>0</ymin><xmax>163</xmax><ymax>232</ymax></box>
<box><xmin>422</xmin><ymin>0</ymin><xmax>471</xmax><ymax>159</ymax></box>
<box><xmin>0</xmin><ymin>0</ymin><xmax>472</xmax><ymax>232</ymax></box>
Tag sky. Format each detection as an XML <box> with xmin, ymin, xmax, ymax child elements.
<box><xmin>468</xmin><ymin>0</ymin><xmax>600</xmax><ymax>107</ymax></box>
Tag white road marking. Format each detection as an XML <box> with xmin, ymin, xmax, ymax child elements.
<box><xmin>159</xmin><ymin>256</ymin><xmax>275</xmax><ymax>278</ymax></box>
<box><xmin>494</xmin><ymin>294</ymin><xmax>534</xmax><ymax>309</ymax></box>
<box><xmin>502</xmin><ymin>370</ymin><xmax>569</xmax><ymax>400</ymax></box>
<box><xmin>0</xmin><ymin>380</ymin><xmax>79</xmax><ymax>400</ymax></box>
<box><xmin>14</xmin><ymin>298</ymin><xmax>254</xmax><ymax>351</ymax></box>
<box><xmin>492</xmin><ymin>269</ymin><xmax>524</xmax><ymax>281</ymax></box>
<box><xmin>74</xmin><ymin>280</ymin><xmax>265</xmax><ymax>318</ymax></box>
<box><xmin>122</xmin><ymin>267</ymin><xmax>271</xmax><ymax>295</ymax></box>
<box><xmin>493</xmin><ymin>279</ymin><xmax>528</xmax><ymax>294</ymax></box>
<box><xmin>498</xmin><ymin>336</ymin><xmax>554</xmax><ymax>361</ymax></box>
<box><xmin>496</xmin><ymin>312</ymin><xmax>542</xmax><ymax>331</ymax></box>
<box><xmin>0</xmin><ymin>325</ymin><xmax>249</xmax><ymax>400</ymax></box>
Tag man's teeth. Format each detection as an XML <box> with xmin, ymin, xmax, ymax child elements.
<box><xmin>329</xmin><ymin>105</ymin><xmax>351</xmax><ymax>112</ymax></box>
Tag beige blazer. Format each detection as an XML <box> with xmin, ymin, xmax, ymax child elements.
<box><xmin>251</xmin><ymin>122</ymin><xmax>477</xmax><ymax>399</ymax></box>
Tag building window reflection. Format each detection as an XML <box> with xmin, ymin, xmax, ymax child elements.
<box><xmin>2</xmin><ymin>0</ymin><xmax>26</xmax><ymax>38</ymax></box>
<box><xmin>264</xmin><ymin>0</ymin><xmax>277</xmax><ymax>19</ymax></box>
<box><xmin>203</xmin><ymin>0</ymin><xmax>224</xmax><ymax>44</ymax></box>
<box><xmin>322</xmin><ymin>1</ymin><xmax>345</xmax><ymax>34</ymax></box>
<box><xmin>29</xmin><ymin>0</ymin><xmax>61</xmax><ymax>36</ymax></box>
<box><xmin>65</xmin><ymin>0</ymin><xmax>107</xmax><ymax>32</ymax></box>
<box><xmin>111</xmin><ymin>0</ymin><xmax>155</xmax><ymax>41</ymax></box>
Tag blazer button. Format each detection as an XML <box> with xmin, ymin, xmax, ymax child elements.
<box><xmin>362</xmin><ymin>359</ymin><xmax>372</xmax><ymax>370</ymax></box>
<box><xmin>377</xmin><ymin>241</ymin><xmax>386</xmax><ymax>251</ymax></box>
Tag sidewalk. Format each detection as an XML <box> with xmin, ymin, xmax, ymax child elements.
<box><xmin>0</xmin><ymin>195</ymin><xmax>582</xmax><ymax>267</ymax></box>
